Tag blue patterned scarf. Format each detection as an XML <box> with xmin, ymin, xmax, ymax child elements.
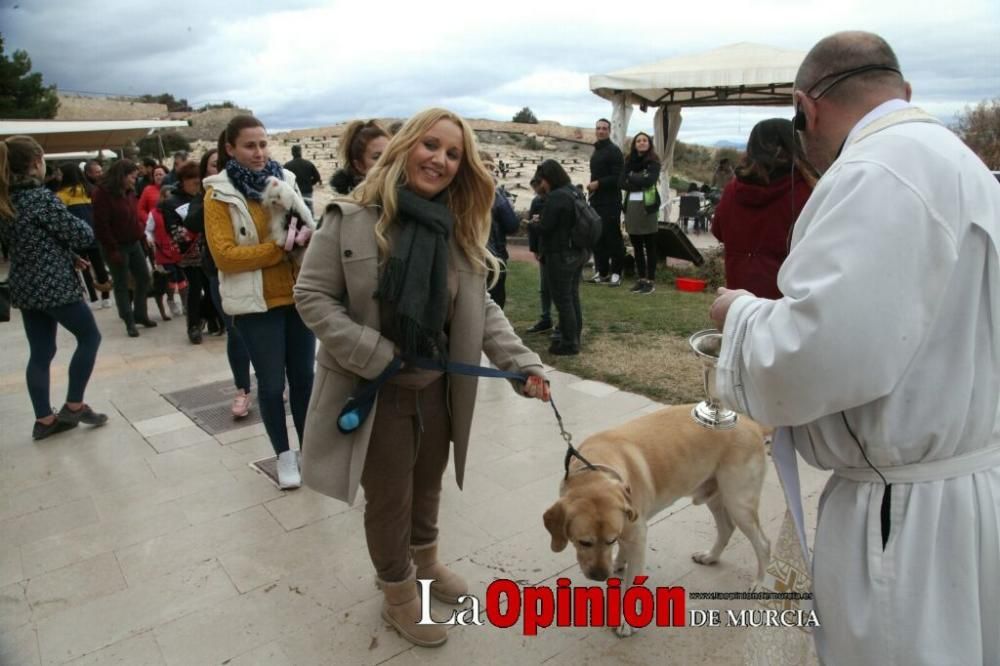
<box><xmin>224</xmin><ymin>159</ymin><xmax>285</xmax><ymax>201</ymax></box>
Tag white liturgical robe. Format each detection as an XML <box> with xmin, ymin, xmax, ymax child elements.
<box><xmin>716</xmin><ymin>106</ymin><xmax>1000</xmax><ymax>665</ymax></box>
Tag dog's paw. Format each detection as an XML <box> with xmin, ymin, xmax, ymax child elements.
<box><xmin>692</xmin><ymin>550</ymin><xmax>720</xmax><ymax>566</ymax></box>
<box><xmin>615</xmin><ymin>622</ymin><xmax>637</xmax><ymax>638</ymax></box>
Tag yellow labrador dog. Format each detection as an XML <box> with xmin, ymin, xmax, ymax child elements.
<box><xmin>543</xmin><ymin>404</ymin><xmax>770</xmax><ymax>636</ymax></box>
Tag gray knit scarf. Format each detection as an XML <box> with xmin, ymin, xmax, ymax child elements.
<box><xmin>376</xmin><ymin>187</ymin><xmax>453</xmax><ymax>361</ymax></box>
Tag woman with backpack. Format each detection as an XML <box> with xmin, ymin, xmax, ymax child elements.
<box><xmin>620</xmin><ymin>132</ymin><xmax>661</xmax><ymax>294</ymax></box>
<box><xmin>533</xmin><ymin>159</ymin><xmax>587</xmax><ymax>356</ymax></box>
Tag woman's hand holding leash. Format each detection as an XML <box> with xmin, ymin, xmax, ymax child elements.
<box><xmin>522</xmin><ymin>375</ymin><xmax>550</xmax><ymax>402</ymax></box>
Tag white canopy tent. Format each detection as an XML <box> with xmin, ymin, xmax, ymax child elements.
<box><xmin>590</xmin><ymin>42</ymin><xmax>806</xmax><ymax>212</ymax></box>
<box><xmin>0</xmin><ymin>119</ymin><xmax>191</xmax><ymax>155</ymax></box>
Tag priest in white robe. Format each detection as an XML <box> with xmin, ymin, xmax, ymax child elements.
<box><xmin>710</xmin><ymin>32</ymin><xmax>1000</xmax><ymax>665</ymax></box>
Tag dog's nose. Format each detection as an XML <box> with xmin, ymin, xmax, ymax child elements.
<box><xmin>587</xmin><ymin>568</ymin><xmax>609</xmax><ymax>581</ymax></box>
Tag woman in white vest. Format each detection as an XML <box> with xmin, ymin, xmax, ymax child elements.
<box><xmin>204</xmin><ymin>115</ymin><xmax>315</xmax><ymax>490</ymax></box>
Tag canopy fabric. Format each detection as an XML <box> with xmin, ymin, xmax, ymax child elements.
<box><xmin>590</xmin><ymin>42</ymin><xmax>806</xmax><ymax>218</ymax></box>
<box><xmin>0</xmin><ymin>119</ymin><xmax>190</xmax><ymax>153</ymax></box>
<box><xmin>590</xmin><ymin>42</ymin><xmax>806</xmax><ymax>108</ymax></box>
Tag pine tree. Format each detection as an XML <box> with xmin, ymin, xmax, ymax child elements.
<box><xmin>0</xmin><ymin>36</ymin><xmax>59</xmax><ymax>119</ymax></box>
<box><xmin>512</xmin><ymin>107</ymin><xmax>539</xmax><ymax>124</ymax></box>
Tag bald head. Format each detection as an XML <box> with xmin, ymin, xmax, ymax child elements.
<box><xmin>795</xmin><ymin>31</ymin><xmax>906</xmax><ymax>106</ymax></box>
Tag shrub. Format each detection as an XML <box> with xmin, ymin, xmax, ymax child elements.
<box><xmin>513</xmin><ymin>107</ymin><xmax>539</xmax><ymax>124</ymax></box>
<box><xmin>523</xmin><ymin>135</ymin><xmax>545</xmax><ymax>150</ymax></box>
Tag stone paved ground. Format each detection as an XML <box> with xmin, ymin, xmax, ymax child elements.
<box><xmin>0</xmin><ymin>255</ymin><xmax>828</xmax><ymax>665</ymax></box>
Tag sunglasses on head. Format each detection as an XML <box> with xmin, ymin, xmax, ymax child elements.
<box><xmin>793</xmin><ymin>63</ymin><xmax>901</xmax><ymax>131</ymax></box>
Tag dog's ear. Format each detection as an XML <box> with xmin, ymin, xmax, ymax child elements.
<box><xmin>543</xmin><ymin>501</ymin><xmax>569</xmax><ymax>552</ymax></box>
<box><xmin>621</xmin><ymin>484</ymin><xmax>637</xmax><ymax>523</ymax></box>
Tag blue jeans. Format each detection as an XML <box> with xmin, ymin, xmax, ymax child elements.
<box><xmin>234</xmin><ymin>305</ymin><xmax>315</xmax><ymax>455</ymax></box>
<box><xmin>21</xmin><ymin>300</ymin><xmax>102</xmax><ymax>419</ymax></box>
<box><xmin>208</xmin><ymin>276</ymin><xmax>252</xmax><ymax>393</ymax></box>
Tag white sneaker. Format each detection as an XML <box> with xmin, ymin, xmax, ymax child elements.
<box><xmin>169</xmin><ymin>299</ymin><xmax>183</xmax><ymax>317</ymax></box>
<box><xmin>276</xmin><ymin>450</ymin><xmax>301</xmax><ymax>490</ymax></box>
<box><xmin>101</xmin><ymin>298</ymin><xmax>112</xmax><ymax>309</ymax></box>
<box><xmin>609</xmin><ymin>273</ymin><xmax>622</xmax><ymax>287</ymax></box>
<box><xmin>589</xmin><ymin>271</ymin><xmax>602</xmax><ymax>283</ymax></box>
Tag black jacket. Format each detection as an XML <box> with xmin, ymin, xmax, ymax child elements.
<box><xmin>526</xmin><ymin>194</ymin><xmax>547</xmax><ymax>253</ymax></box>
<box><xmin>620</xmin><ymin>153</ymin><xmax>662</xmax><ymax>213</ymax></box>
<box><xmin>283</xmin><ymin>158</ymin><xmax>321</xmax><ymax>196</ymax></box>
<box><xmin>329</xmin><ymin>168</ymin><xmax>360</xmax><ymax>195</ymax></box>
<box><xmin>538</xmin><ymin>185</ymin><xmax>576</xmax><ymax>255</ymax></box>
<box><xmin>589</xmin><ymin>138</ymin><xmax>624</xmax><ymax>209</ymax></box>
<box><xmin>488</xmin><ymin>191</ymin><xmax>519</xmax><ymax>260</ymax></box>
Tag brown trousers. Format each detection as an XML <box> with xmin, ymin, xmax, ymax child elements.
<box><xmin>360</xmin><ymin>376</ymin><xmax>451</xmax><ymax>582</ymax></box>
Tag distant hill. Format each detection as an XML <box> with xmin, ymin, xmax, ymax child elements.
<box><xmin>274</xmin><ymin>116</ymin><xmax>745</xmax><ymax>186</ymax></box>
<box><xmin>712</xmin><ymin>139</ymin><xmax>746</xmax><ymax>150</ymax></box>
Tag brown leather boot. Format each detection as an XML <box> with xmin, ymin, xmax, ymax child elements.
<box><xmin>379</xmin><ymin>568</ymin><xmax>447</xmax><ymax>647</ymax></box>
<box><xmin>411</xmin><ymin>541</ymin><xmax>468</xmax><ymax>604</ymax></box>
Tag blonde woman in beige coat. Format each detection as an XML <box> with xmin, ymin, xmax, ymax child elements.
<box><xmin>294</xmin><ymin>108</ymin><xmax>549</xmax><ymax>647</ymax></box>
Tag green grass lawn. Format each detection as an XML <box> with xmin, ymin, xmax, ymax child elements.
<box><xmin>501</xmin><ymin>260</ymin><xmax>718</xmax><ymax>405</ymax></box>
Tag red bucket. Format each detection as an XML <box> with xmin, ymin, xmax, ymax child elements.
<box><xmin>675</xmin><ymin>277</ymin><xmax>707</xmax><ymax>292</ymax></box>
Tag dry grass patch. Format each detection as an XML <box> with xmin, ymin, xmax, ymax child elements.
<box><xmin>504</xmin><ymin>260</ymin><xmax>716</xmax><ymax>405</ymax></box>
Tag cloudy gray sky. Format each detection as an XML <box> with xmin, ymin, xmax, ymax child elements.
<box><xmin>4</xmin><ymin>0</ymin><xmax>998</xmax><ymax>146</ymax></box>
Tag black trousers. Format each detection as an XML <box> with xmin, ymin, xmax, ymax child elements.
<box><xmin>592</xmin><ymin>204</ymin><xmax>625</xmax><ymax>277</ymax></box>
<box><xmin>107</xmin><ymin>241</ymin><xmax>150</xmax><ymax>324</ymax></box>
<box><xmin>629</xmin><ymin>233</ymin><xmax>658</xmax><ymax>281</ymax></box>
<box><xmin>181</xmin><ymin>265</ymin><xmax>206</xmax><ymax>331</ymax></box>
<box><xmin>543</xmin><ymin>249</ymin><xmax>587</xmax><ymax>350</ymax></box>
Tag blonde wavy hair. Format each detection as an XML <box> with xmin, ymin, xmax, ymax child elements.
<box><xmin>348</xmin><ymin>108</ymin><xmax>499</xmax><ymax>282</ymax></box>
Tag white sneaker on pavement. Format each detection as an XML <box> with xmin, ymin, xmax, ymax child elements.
<box><xmin>276</xmin><ymin>450</ymin><xmax>301</xmax><ymax>490</ymax></box>
<box><xmin>169</xmin><ymin>299</ymin><xmax>183</xmax><ymax>318</ymax></box>
<box><xmin>101</xmin><ymin>298</ymin><xmax>112</xmax><ymax>309</ymax></box>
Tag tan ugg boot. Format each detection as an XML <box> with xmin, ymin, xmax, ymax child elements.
<box><xmin>411</xmin><ymin>542</ymin><xmax>468</xmax><ymax>604</ymax></box>
<box><xmin>380</xmin><ymin>568</ymin><xmax>447</xmax><ymax>647</ymax></box>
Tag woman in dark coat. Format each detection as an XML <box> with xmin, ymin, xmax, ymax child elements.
<box><xmin>0</xmin><ymin>135</ymin><xmax>108</xmax><ymax>440</ymax></box>
<box><xmin>534</xmin><ymin>159</ymin><xmax>587</xmax><ymax>355</ymax></box>
<box><xmin>92</xmin><ymin>159</ymin><xmax>155</xmax><ymax>336</ymax></box>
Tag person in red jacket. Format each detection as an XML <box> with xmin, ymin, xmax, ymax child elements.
<box><xmin>136</xmin><ymin>164</ymin><xmax>166</xmax><ymax>226</ymax></box>
<box><xmin>92</xmin><ymin>159</ymin><xmax>155</xmax><ymax>337</ymax></box>
<box><xmin>711</xmin><ymin>118</ymin><xmax>815</xmax><ymax>299</ymax></box>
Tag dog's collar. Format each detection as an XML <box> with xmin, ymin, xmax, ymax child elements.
<box><xmin>566</xmin><ymin>462</ymin><xmax>625</xmax><ymax>484</ymax></box>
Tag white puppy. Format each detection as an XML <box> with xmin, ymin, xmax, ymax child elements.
<box><xmin>261</xmin><ymin>177</ymin><xmax>316</xmax><ymax>264</ymax></box>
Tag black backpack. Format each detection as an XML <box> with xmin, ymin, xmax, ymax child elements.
<box><xmin>569</xmin><ymin>189</ymin><xmax>603</xmax><ymax>250</ymax></box>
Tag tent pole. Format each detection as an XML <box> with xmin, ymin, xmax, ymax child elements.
<box><xmin>610</xmin><ymin>93</ymin><xmax>632</xmax><ymax>151</ymax></box>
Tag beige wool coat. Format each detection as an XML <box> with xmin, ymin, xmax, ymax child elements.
<box><xmin>294</xmin><ymin>202</ymin><xmax>545</xmax><ymax>504</ymax></box>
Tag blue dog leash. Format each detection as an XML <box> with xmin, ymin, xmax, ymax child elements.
<box><xmin>336</xmin><ymin>356</ymin><xmax>596</xmax><ymax>477</ymax></box>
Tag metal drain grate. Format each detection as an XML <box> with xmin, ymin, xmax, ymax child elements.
<box><xmin>162</xmin><ymin>377</ymin><xmax>289</xmax><ymax>436</ymax></box>
<box><xmin>249</xmin><ymin>456</ymin><xmax>281</xmax><ymax>488</ymax></box>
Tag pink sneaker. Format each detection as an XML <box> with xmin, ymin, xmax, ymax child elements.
<box><xmin>231</xmin><ymin>391</ymin><xmax>251</xmax><ymax>419</ymax></box>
